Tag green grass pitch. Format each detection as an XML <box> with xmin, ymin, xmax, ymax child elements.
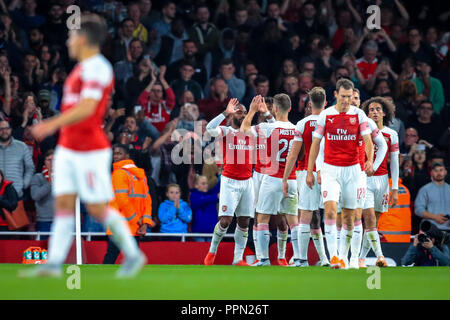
<box><xmin>0</xmin><ymin>264</ymin><xmax>449</xmax><ymax>300</ymax></box>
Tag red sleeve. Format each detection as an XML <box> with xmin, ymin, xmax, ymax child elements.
<box><xmin>137</xmin><ymin>90</ymin><xmax>150</xmax><ymax>107</ymax></box>
<box><xmin>164</xmin><ymin>87</ymin><xmax>176</xmax><ymax>110</ymax></box>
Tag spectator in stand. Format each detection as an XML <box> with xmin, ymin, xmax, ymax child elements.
<box><xmin>243</xmin><ymin>74</ymin><xmax>269</xmax><ymax>108</ymax></box>
<box><xmin>124</xmin><ymin>56</ymin><xmax>155</xmax><ymax>112</ymax></box>
<box><xmin>8</xmin><ymin>0</ymin><xmax>45</xmax><ymax>32</ymax></box>
<box><xmin>0</xmin><ymin>65</ymin><xmax>12</xmax><ymax>122</ymax></box>
<box><xmin>415</xmin><ymin>162</ymin><xmax>450</xmax><ymax>232</ymax></box>
<box><xmin>282</xmin><ymin>74</ymin><xmax>300</xmax><ymax>123</ymax></box>
<box><xmin>190</xmin><ymin>175</ymin><xmax>220</xmax><ymax>241</ymax></box>
<box><xmin>150</xmin><ymin>0</ymin><xmax>176</xmax><ymax>58</ymax></box>
<box><xmin>406</xmin><ymin>101</ymin><xmax>445</xmax><ymax>147</ymax></box>
<box><xmin>30</xmin><ymin>149</ymin><xmax>53</xmax><ymax>239</ymax></box>
<box><xmin>412</xmin><ymin>57</ymin><xmax>445</xmax><ymax>115</ymax></box>
<box><xmin>41</xmin><ymin>2</ymin><xmax>67</xmax><ymax>50</ymax></box>
<box><xmin>315</xmin><ymin>40</ymin><xmax>339</xmax><ymax>83</ymax></box>
<box><xmin>108</xmin><ymin>18</ymin><xmax>135</xmax><ymax>64</ymax></box>
<box><xmin>0</xmin><ymin>120</ymin><xmax>34</xmax><ymax>199</ymax></box>
<box><xmin>154</xmin><ymin>17</ymin><xmax>189</xmax><ymax>66</ymax></box>
<box><xmin>0</xmin><ymin>168</ymin><xmax>19</xmax><ymax>232</ymax></box>
<box><xmin>210</xmin><ymin>28</ymin><xmax>242</xmax><ymax>78</ymax></box>
<box><xmin>331</xmin><ymin>5</ymin><xmax>361</xmax><ymax>53</ymax></box>
<box><xmin>198</xmin><ymin>77</ymin><xmax>230</xmax><ymax>121</ymax></box>
<box><xmin>401</xmin><ymin>143</ymin><xmax>431</xmax><ymax>202</ymax></box>
<box><xmin>127</xmin><ymin>1</ymin><xmax>148</xmax><ymax>44</ymax></box>
<box><xmin>274</xmin><ymin>58</ymin><xmax>299</xmax><ymax>94</ymax></box>
<box><xmin>158</xmin><ymin>183</ymin><xmax>192</xmax><ymax>236</ymax></box>
<box><xmin>139</xmin><ymin>0</ymin><xmax>161</xmax><ymax>33</ymax></box>
<box><xmin>396</xmin><ymin>26</ymin><xmax>436</xmax><ymax>71</ymax></box>
<box><xmin>19</xmin><ymin>52</ymin><xmax>42</xmax><ymax>92</ymax></box>
<box><xmin>166</xmin><ymin>39</ymin><xmax>208</xmax><ymax>87</ymax></box>
<box><xmin>170</xmin><ymin>60</ymin><xmax>204</xmax><ymax>104</ymax></box>
<box><xmin>137</xmin><ymin>65</ymin><xmax>175</xmax><ymax>133</ymax></box>
<box><xmin>395</xmin><ymin>79</ymin><xmax>419</xmax><ymax>123</ymax></box>
<box><xmin>188</xmin><ymin>4</ymin><xmax>220</xmax><ymax>60</ymax></box>
<box><xmin>103</xmin><ymin>144</ymin><xmax>155</xmax><ymax>264</ymax></box>
<box><xmin>207</xmin><ymin>58</ymin><xmax>245</xmax><ymax>102</ymax></box>
<box><xmin>294</xmin><ymin>1</ymin><xmax>328</xmax><ymax>40</ymax></box>
<box><xmin>356</xmin><ymin>40</ymin><xmax>379</xmax><ymax>81</ymax></box>
<box><xmin>400</xmin><ymin>127</ymin><xmax>419</xmax><ymax>155</ymax></box>
<box><xmin>113</xmin><ymin>38</ymin><xmax>144</xmax><ymax>86</ymax></box>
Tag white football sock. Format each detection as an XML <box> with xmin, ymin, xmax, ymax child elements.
<box><xmin>252</xmin><ymin>225</ymin><xmax>261</xmax><ymax>260</ymax></box>
<box><xmin>359</xmin><ymin>232</ymin><xmax>371</xmax><ymax>259</ymax></box>
<box><xmin>233</xmin><ymin>226</ymin><xmax>249</xmax><ymax>263</ymax></box>
<box><xmin>311</xmin><ymin>228</ymin><xmax>328</xmax><ymax>262</ymax></box>
<box><xmin>103</xmin><ymin>207</ymin><xmax>140</xmax><ymax>259</ymax></box>
<box><xmin>209</xmin><ymin>222</ymin><xmax>228</xmax><ymax>254</ymax></box>
<box><xmin>336</xmin><ymin>227</ymin><xmax>341</xmax><ymax>256</ymax></box>
<box><xmin>351</xmin><ymin>222</ymin><xmax>363</xmax><ymax>260</ymax></box>
<box><xmin>338</xmin><ymin>226</ymin><xmax>353</xmax><ymax>261</ymax></box>
<box><xmin>277</xmin><ymin>229</ymin><xmax>288</xmax><ymax>259</ymax></box>
<box><xmin>256</xmin><ymin>223</ymin><xmax>270</xmax><ymax>260</ymax></box>
<box><xmin>290</xmin><ymin>224</ymin><xmax>300</xmax><ymax>260</ymax></box>
<box><xmin>47</xmin><ymin>212</ymin><xmax>75</xmax><ymax>265</ymax></box>
<box><xmin>298</xmin><ymin>224</ymin><xmax>310</xmax><ymax>260</ymax></box>
<box><xmin>324</xmin><ymin>220</ymin><xmax>337</xmax><ymax>258</ymax></box>
<box><xmin>367</xmin><ymin>229</ymin><xmax>383</xmax><ymax>257</ymax></box>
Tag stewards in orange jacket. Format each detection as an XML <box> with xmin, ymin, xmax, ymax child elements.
<box><xmin>378</xmin><ymin>178</ymin><xmax>412</xmax><ymax>242</ymax></box>
<box><xmin>103</xmin><ymin>145</ymin><xmax>154</xmax><ymax>264</ymax></box>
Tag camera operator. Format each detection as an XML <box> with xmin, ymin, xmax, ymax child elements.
<box><xmin>401</xmin><ymin>221</ymin><xmax>450</xmax><ymax>266</ymax></box>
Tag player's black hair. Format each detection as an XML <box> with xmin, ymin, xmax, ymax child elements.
<box><xmin>113</xmin><ymin>144</ymin><xmax>130</xmax><ymax>157</ymax></box>
<box><xmin>77</xmin><ymin>14</ymin><xmax>107</xmax><ymax>47</ymax></box>
<box><xmin>360</xmin><ymin>96</ymin><xmax>395</xmax><ymax>126</ymax></box>
<box><xmin>254</xmin><ymin>75</ymin><xmax>269</xmax><ymax>86</ymax></box>
<box><xmin>308</xmin><ymin>87</ymin><xmax>326</xmax><ymax>109</ymax></box>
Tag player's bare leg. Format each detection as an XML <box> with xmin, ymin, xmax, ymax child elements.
<box><xmin>253</xmin><ymin>213</ymin><xmax>272</xmax><ymax>266</ymax></box>
<box><xmin>232</xmin><ymin>217</ymin><xmax>251</xmax><ymax>266</ymax></box>
<box><xmin>310</xmin><ymin>210</ymin><xmax>329</xmax><ymax>266</ymax></box>
<box><xmin>19</xmin><ymin>194</ymin><xmax>78</xmax><ymax>277</ymax></box>
<box><xmin>88</xmin><ymin>203</ymin><xmax>144</xmax><ymax>277</ymax></box>
<box><xmin>349</xmin><ymin>208</ymin><xmax>363</xmax><ymax>269</ymax></box>
<box><xmin>338</xmin><ymin>208</ymin><xmax>356</xmax><ymax>269</ymax></box>
<box><xmin>275</xmin><ymin>214</ymin><xmax>289</xmax><ymax>266</ymax></box>
<box><xmin>323</xmin><ymin>201</ymin><xmax>339</xmax><ymax>268</ymax></box>
<box><xmin>205</xmin><ymin>216</ymin><xmax>232</xmax><ymax>265</ymax></box>
<box><xmin>298</xmin><ymin>209</ymin><xmax>313</xmax><ymax>266</ymax></box>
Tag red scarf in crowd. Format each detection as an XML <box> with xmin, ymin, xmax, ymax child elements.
<box><xmin>42</xmin><ymin>166</ymin><xmax>51</xmax><ymax>182</ymax></box>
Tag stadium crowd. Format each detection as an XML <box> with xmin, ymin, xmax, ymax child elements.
<box><xmin>0</xmin><ymin>0</ymin><xmax>449</xmax><ymax>245</ymax></box>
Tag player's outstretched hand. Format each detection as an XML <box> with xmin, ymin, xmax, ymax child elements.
<box><xmin>258</xmin><ymin>97</ymin><xmax>268</xmax><ymax>113</ymax></box>
<box><xmin>389</xmin><ymin>189</ymin><xmax>398</xmax><ymax>208</ymax></box>
<box><xmin>31</xmin><ymin>121</ymin><xmax>56</xmax><ymax>142</ymax></box>
<box><xmin>249</xmin><ymin>95</ymin><xmax>261</xmax><ymax>113</ymax></box>
<box><xmin>364</xmin><ymin>160</ymin><xmax>374</xmax><ymax>176</ymax></box>
<box><xmin>306</xmin><ymin>171</ymin><xmax>315</xmax><ymax>189</ymax></box>
<box><xmin>225</xmin><ymin>98</ymin><xmax>240</xmax><ymax>114</ymax></box>
<box><xmin>282</xmin><ymin>179</ymin><xmax>289</xmax><ymax>198</ymax></box>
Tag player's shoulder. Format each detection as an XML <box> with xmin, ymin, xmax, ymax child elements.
<box><xmin>81</xmin><ymin>54</ymin><xmax>113</xmax><ymax>78</ymax></box>
<box><xmin>367</xmin><ymin>117</ymin><xmax>378</xmax><ymax>128</ymax></box>
<box><xmin>321</xmin><ymin>106</ymin><xmax>338</xmax><ymax>116</ymax></box>
<box><xmin>382</xmin><ymin>126</ymin><xmax>399</xmax><ymax>138</ymax></box>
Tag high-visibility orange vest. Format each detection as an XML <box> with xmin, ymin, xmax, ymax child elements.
<box><xmin>107</xmin><ymin>159</ymin><xmax>154</xmax><ymax>236</ymax></box>
<box><xmin>378</xmin><ymin>178</ymin><xmax>411</xmax><ymax>242</ymax></box>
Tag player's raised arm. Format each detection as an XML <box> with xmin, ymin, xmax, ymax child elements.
<box><xmin>206</xmin><ymin>98</ymin><xmax>239</xmax><ymax>137</ymax></box>
<box><xmin>240</xmin><ymin>95</ymin><xmax>261</xmax><ymax>134</ymax></box>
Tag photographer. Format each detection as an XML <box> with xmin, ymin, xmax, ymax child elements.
<box><xmin>401</xmin><ymin>221</ymin><xmax>450</xmax><ymax>266</ymax></box>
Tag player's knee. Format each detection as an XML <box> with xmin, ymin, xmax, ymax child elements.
<box><xmin>310</xmin><ymin>211</ymin><xmax>321</xmax><ymax>229</ymax></box>
<box><xmin>219</xmin><ymin>216</ymin><xmax>232</xmax><ymax>228</ymax></box>
<box><xmin>236</xmin><ymin>217</ymin><xmax>250</xmax><ymax>229</ymax></box>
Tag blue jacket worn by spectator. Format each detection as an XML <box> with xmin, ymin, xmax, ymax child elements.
<box><xmin>158</xmin><ymin>199</ymin><xmax>192</xmax><ymax>233</ymax></box>
<box><xmin>189</xmin><ymin>182</ymin><xmax>220</xmax><ymax>233</ymax></box>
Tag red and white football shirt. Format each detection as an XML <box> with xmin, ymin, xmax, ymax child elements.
<box><xmin>294</xmin><ymin>114</ymin><xmax>319</xmax><ymax>171</ymax></box>
<box><xmin>251</xmin><ymin>121</ymin><xmax>297</xmax><ymax>180</ymax></box>
<box><xmin>59</xmin><ymin>54</ymin><xmax>114</xmax><ymax>151</ymax></box>
<box><xmin>358</xmin><ymin>117</ymin><xmax>382</xmax><ymax>170</ymax></box>
<box><xmin>374</xmin><ymin>126</ymin><xmax>399</xmax><ymax>176</ymax></box>
<box><xmin>313</xmin><ymin>106</ymin><xmax>371</xmax><ymax>167</ymax></box>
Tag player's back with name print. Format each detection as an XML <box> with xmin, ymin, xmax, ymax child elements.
<box><xmin>254</xmin><ymin>120</ymin><xmax>297</xmax><ymax>179</ymax></box>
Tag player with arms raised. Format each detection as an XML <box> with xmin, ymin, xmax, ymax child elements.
<box><xmin>282</xmin><ymin>87</ymin><xmax>330</xmax><ymax>267</ymax></box>
<box><xmin>204</xmin><ymin>98</ymin><xmax>255</xmax><ymax>266</ymax></box>
<box><xmin>22</xmin><ymin>14</ymin><xmax>146</xmax><ymax>278</ymax></box>
<box><xmin>359</xmin><ymin>97</ymin><xmax>399</xmax><ymax>267</ymax></box>
<box><xmin>241</xmin><ymin>95</ymin><xmax>301</xmax><ymax>266</ymax></box>
<box><xmin>306</xmin><ymin>79</ymin><xmax>374</xmax><ymax>269</ymax></box>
